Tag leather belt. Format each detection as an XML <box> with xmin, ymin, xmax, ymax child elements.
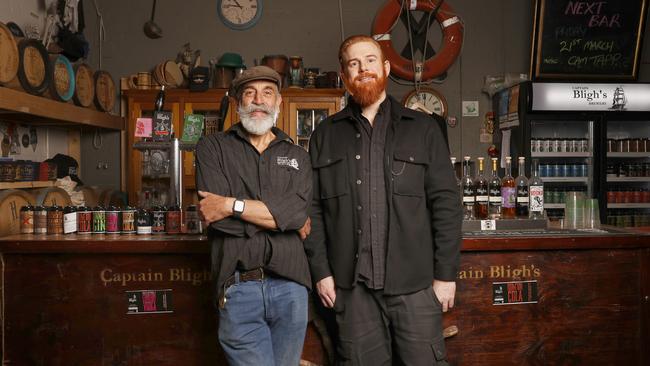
<box><xmin>223</xmin><ymin>267</ymin><xmax>265</xmax><ymax>289</ymax></box>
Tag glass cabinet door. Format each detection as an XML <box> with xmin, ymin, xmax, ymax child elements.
<box><xmin>182</xmin><ymin>101</ymin><xmax>233</xmax><ymax>206</ymax></box>
<box><xmin>605</xmin><ymin>119</ymin><xmax>650</xmax><ymax>228</ymax></box>
<box><xmin>288</xmin><ymin>102</ymin><xmax>337</xmax><ymax>150</ymax></box>
<box><xmin>128</xmin><ymin>102</ymin><xmax>181</xmax><ymax>206</ymax></box>
<box><xmin>528</xmin><ymin>119</ymin><xmax>595</xmax><ymax>220</ymax></box>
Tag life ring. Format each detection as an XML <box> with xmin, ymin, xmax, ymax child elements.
<box><xmin>372</xmin><ymin>0</ymin><xmax>463</xmax><ymax>82</ymax></box>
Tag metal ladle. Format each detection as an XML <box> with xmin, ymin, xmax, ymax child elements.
<box><xmin>143</xmin><ymin>0</ymin><xmax>162</xmax><ymax>39</ymax></box>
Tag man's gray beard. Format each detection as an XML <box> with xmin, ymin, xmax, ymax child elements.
<box><xmin>239</xmin><ymin>104</ymin><xmax>278</xmax><ymax>136</ymax></box>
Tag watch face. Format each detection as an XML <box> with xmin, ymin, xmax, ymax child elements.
<box><xmin>218</xmin><ymin>0</ymin><xmax>262</xmax><ymax>30</ymax></box>
<box><xmin>234</xmin><ymin>200</ymin><xmax>245</xmax><ymax>213</ymax></box>
<box><xmin>404</xmin><ymin>88</ymin><xmax>448</xmax><ymax>118</ymax></box>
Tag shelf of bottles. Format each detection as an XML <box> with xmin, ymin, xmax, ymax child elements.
<box><xmin>529</xmin><ymin>120</ymin><xmax>594</xmax><ymax>219</ymax></box>
<box><xmin>605</xmin><ymin>120</ymin><xmax>650</xmax><ymax>227</ymax></box>
<box><xmin>458</xmin><ymin>155</ymin><xmax>545</xmax><ymax>228</ymax></box>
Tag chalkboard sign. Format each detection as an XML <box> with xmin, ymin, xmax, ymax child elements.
<box><xmin>530</xmin><ymin>0</ymin><xmax>648</xmax><ymax>80</ymax></box>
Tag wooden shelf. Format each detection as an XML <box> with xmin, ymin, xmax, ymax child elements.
<box><xmin>0</xmin><ymin>181</ymin><xmax>54</xmax><ymax>189</ymax></box>
<box><xmin>0</xmin><ymin>86</ymin><xmax>124</xmax><ymax>130</ymax></box>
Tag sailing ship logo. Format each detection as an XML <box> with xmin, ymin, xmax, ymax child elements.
<box><xmin>610</xmin><ymin>86</ymin><xmax>627</xmax><ymax>110</ymax></box>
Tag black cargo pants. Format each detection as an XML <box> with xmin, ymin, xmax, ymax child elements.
<box><xmin>333</xmin><ymin>283</ymin><xmax>449</xmax><ymax>366</ymax></box>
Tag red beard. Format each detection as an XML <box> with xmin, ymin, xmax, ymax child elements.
<box><xmin>343</xmin><ymin>71</ymin><xmax>387</xmax><ymax>107</ymax></box>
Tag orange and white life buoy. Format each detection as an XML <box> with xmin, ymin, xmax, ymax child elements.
<box><xmin>372</xmin><ymin>0</ymin><xmax>463</xmax><ymax>82</ymax></box>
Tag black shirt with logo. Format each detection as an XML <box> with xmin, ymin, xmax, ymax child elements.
<box><xmin>195</xmin><ymin>123</ymin><xmax>312</xmax><ymax>295</ymax></box>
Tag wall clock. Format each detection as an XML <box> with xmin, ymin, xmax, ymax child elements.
<box><xmin>403</xmin><ymin>87</ymin><xmax>448</xmax><ymax>119</ymax></box>
<box><xmin>217</xmin><ymin>0</ymin><xmax>263</xmax><ymax>31</ymax></box>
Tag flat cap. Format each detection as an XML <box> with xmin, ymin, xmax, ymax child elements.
<box><xmin>230</xmin><ymin>65</ymin><xmax>282</xmax><ymax>97</ymax></box>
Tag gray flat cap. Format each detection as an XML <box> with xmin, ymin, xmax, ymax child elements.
<box><xmin>230</xmin><ymin>65</ymin><xmax>282</xmax><ymax>97</ymax></box>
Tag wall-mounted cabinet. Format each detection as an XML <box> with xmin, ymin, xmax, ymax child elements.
<box><xmin>125</xmin><ymin>88</ymin><xmax>344</xmax><ymax>207</ymax></box>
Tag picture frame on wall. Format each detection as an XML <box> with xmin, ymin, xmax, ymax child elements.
<box><xmin>529</xmin><ymin>0</ymin><xmax>648</xmax><ymax>80</ymax></box>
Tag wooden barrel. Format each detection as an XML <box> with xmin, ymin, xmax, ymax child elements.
<box><xmin>73</xmin><ymin>63</ymin><xmax>95</xmax><ymax>107</ymax></box>
<box><xmin>0</xmin><ymin>189</ymin><xmax>35</xmax><ymax>237</ymax></box>
<box><xmin>47</xmin><ymin>54</ymin><xmax>75</xmax><ymax>102</ymax></box>
<box><xmin>93</xmin><ymin>70</ymin><xmax>116</xmax><ymax>112</ymax></box>
<box><xmin>98</xmin><ymin>188</ymin><xmax>127</xmax><ymax>208</ymax></box>
<box><xmin>75</xmin><ymin>185</ymin><xmax>100</xmax><ymax>207</ymax></box>
<box><xmin>33</xmin><ymin>187</ymin><xmax>72</xmax><ymax>207</ymax></box>
<box><xmin>0</xmin><ymin>22</ymin><xmax>19</xmax><ymax>85</ymax></box>
<box><xmin>3</xmin><ymin>38</ymin><xmax>52</xmax><ymax>95</ymax></box>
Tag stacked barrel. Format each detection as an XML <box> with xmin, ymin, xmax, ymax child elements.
<box><xmin>0</xmin><ymin>21</ymin><xmax>116</xmax><ymax>112</ymax></box>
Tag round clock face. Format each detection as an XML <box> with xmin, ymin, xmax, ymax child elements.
<box><xmin>217</xmin><ymin>0</ymin><xmax>263</xmax><ymax>30</ymax></box>
<box><xmin>403</xmin><ymin>87</ymin><xmax>448</xmax><ymax>118</ymax></box>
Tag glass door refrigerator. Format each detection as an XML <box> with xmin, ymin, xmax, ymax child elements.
<box><xmin>497</xmin><ymin>82</ymin><xmax>650</xmax><ymax>224</ymax></box>
<box><xmin>495</xmin><ymin>81</ymin><xmax>601</xmax><ymax>221</ymax></box>
<box><xmin>604</xmin><ymin>103</ymin><xmax>650</xmax><ymax>229</ymax></box>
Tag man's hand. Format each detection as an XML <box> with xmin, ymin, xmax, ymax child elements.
<box><xmin>298</xmin><ymin>217</ymin><xmax>311</xmax><ymax>240</ymax></box>
<box><xmin>197</xmin><ymin>190</ymin><xmax>234</xmax><ymax>225</ymax></box>
<box><xmin>432</xmin><ymin>280</ymin><xmax>456</xmax><ymax>312</ymax></box>
<box><xmin>316</xmin><ymin>276</ymin><xmax>336</xmax><ymax>308</ymax></box>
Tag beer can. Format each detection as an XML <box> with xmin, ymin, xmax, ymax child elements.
<box><xmin>20</xmin><ymin>204</ymin><xmax>34</xmax><ymax>234</ymax></box>
<box><xmin>34</xmin><ymin>206</ymin><xmax>48</xmax><ymax>234</ymax></box>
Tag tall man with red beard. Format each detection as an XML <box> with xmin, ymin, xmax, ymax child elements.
<box><xmin>196</xmin><ymin>66</ymin><xmax>313</xmax><ymax>366</ymax></box>
<box><xmin>305</xmin><ymin>35</ymin><xmax>462</xmax><ymax>365</ymax></box>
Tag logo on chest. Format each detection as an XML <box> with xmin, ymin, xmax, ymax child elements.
<box><xmin>277</xmin><ymin>156</ymin><xmax>299</xmax><ymax>170</ymax></box>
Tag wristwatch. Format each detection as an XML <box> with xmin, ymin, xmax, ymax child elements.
<box><xmin>232</xmin><ymin>199</ymin><xmax>245</xmax><ymax>218</ymax></box>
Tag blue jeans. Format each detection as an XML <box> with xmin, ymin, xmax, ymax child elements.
<box><xmin>218</xmin><ymin>274</ymin><xmax>308</xmax><ymax>366</ymax></box>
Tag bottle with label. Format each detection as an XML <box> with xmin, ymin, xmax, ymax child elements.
<box><xmin>529</xmin><ymin>159</ymin><xmax>545</xmax><ymax>219</ymax></box>
<box><xmin>501</xmin><ymin>156</ymin><xmax>516</xmax><ymax>219</ymax></box>
<box><xmin>121</xmin><ymin>206</ymin><xmax>137</xmax><ymax>234</ymax></box>
<box><xmin>488</xmin><ymin>158</ymin><xmax>502</xmax><ymax>219</ymax></box>
<box><xmin>515</xmin><ymin>157</ymin><xmax>529</xmax><ymax>218</ymax></box>
<box><xmin>450</xmin><ymin>156</ymin><xmax>459</xmax><ymax>189</ymax></box>
<box><xmin>136</xmin><ymin>208</ymin><xmax>153</xmax><ymax>235</ymax></box>
<box><xmin>77</xmin><ymin>206</ymin><xmax>93</xmax><ymax>234</ymax></box>
<box><xmin>474</xmin><ymin>157</ymin><xmax>489</xmax><ymax>219</ymax></box>
<box><xmin>63</xmin><ymin>206</ymin><xmax>77</xmax><ymax>234</ymax></box>
<box><xmin>154</xmin><ymin>85</ymin><xmax>166</xmax><ymax>112</ymax></box>
<box><xmin>461</xmin><ymin>156</ymin><xmax>475</xmax><ymax>220</ymax></box>
<box><xmin>92</xmin><ymin>205</ymin><xmax>106</xmax><ymax>234</ymax></box>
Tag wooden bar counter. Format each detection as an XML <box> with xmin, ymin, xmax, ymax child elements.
<box><xmin>0</xmin><ymin>229</ymin><xmax>648</xmax><ymax>365</ymax></box>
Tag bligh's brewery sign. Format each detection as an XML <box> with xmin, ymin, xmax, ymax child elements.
<box><xmin>458</xmin><ymin>264</ymin><xmax>541</xmax><ymax>280</ymax></box>
<box><xmin>532</xmin><ymin>83</ymin><xmax>650</xmax><ymax>111</ymax></box>
<box><xmin>100</xmin><ymin>267</ymin><xmax>211</xmax><ymax>287</ymax></box>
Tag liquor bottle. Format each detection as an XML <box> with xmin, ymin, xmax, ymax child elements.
<box><xmin>501</xmin><ymin>156</ymin><xmax>516</xmax><ymax>219</ymax></box>
<box><xmin>450</xmin><ymin>156</ymin><xmax>460</xmax><ymax>197</ymax></box>
<box><xmin>154</xmin><ymin>85</ymin><xmax>166</xmax><ymax>112</ymax></box>
<box><xmin>515</xmin><ymin>157</ymin><xmax>529</xmax><ymax>218</ymax></box>
<box><xmin>461</xmin><ymin>156</ymin><xmax>475</xmax><ymax>220</ymax></box>
<box><xmin>474</xmin><ymin>157</ymin><xmax>489</xmax><ymax>219</ymax></box>
<box><xmin>488</xmin><ymin>158</ymin><xmax>502</xmax><ymax>219</ymax></box>
<box><xmin>529</xmin><ymin>159</ymin><xmax>545</xmax><ymax>219</ymax></box>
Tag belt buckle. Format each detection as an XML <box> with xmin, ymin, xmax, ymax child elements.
<box><xmin>219</xmin><ymin>293</ymin><xmax>227</xmax><ymax>309</ymax></box>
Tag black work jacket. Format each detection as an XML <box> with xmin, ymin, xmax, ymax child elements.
<box><xmin>305</xmin><ymin>96</ymin><xmax>462</xmax><ymax>295</ymax></box>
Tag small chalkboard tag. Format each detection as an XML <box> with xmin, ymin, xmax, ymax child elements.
<box><xmin>492</xmin><ymin>280</ymin><xmax>538</xmax><ymax>306</ymax></box>
<box><xmin>126</xmin><ymin>289</ymin><xmax>173</xmax><ymax>314</ymax></box>
<box><xmin>153</xmin><ymin>111</ymin><xmax>172</xmax><ymax>141</ymax></box>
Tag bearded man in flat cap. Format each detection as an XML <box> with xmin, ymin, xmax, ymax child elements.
<box><xmin>196</xmin><ymin>65</ymin><xmax>312</xmax><ymax>366</ymax></box>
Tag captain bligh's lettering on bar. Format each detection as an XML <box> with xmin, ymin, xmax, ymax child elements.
<box><xmin>457</xmin><ymin>264</ymin><xmax>541</xmax><ymax>280</ymax></box>
<box><xmin>100</xmin><ymin>267</ymin><xmax>211</xmax><ymax>287</ymax></box>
